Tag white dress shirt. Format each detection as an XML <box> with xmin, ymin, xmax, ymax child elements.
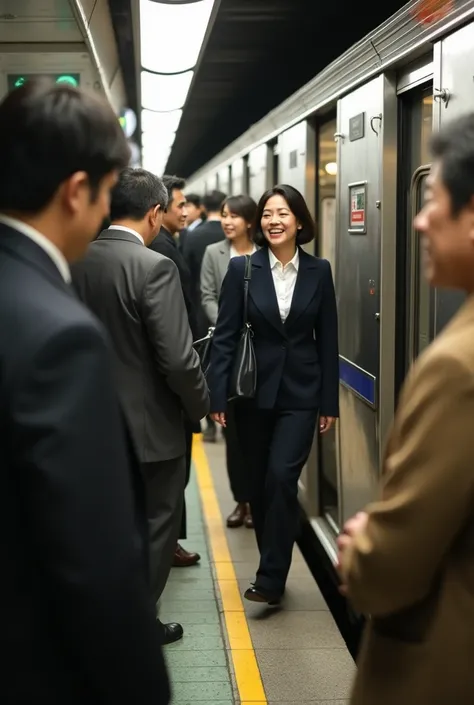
<box><xmin>268</xmin><ymin>247</ymin><xmax>299</xmax><ymax>322</ymax></box>
<box><xmin>229</xmin><ymin>243</ymin><xmax>257</xmax><ymax>259</ymax></box>
<box><xmin>187</xmin><ymin>218</ymin><xmax>202</xmax><ymax>232</ymax></box>
<box><xmin>0</xmin><ymin>213</ymin><xmax>71</xmax><ymax>282</ymax></box>
<box><xmin>109</xmin><ymin>224</ymin><xmax>144</xmax><ymax>245</ymax></box>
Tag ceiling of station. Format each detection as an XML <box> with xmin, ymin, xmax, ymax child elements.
<box><xmin>113</xmin><ymin>0</ymin><xmax>408</xmax><ymax>178</ymax></box>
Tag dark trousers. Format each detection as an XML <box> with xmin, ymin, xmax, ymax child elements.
<box><xmin>237</xmin><ymin>406</ymin><xmax>317</xmax><ymax>595</ymax></box>
<box><xmin>223</xmin><ymin>402</ymin><xmax>249</xmax><ymax>503</ymax></box>
<box><xmin>142</xmin><ymin>456</ymin><xmax>186</xmax><ymax>604</ymax></box>
<box><xmin>179</xmin><ymin>420</ymin><xmax>194</xmax><ymax>540</ymax></box>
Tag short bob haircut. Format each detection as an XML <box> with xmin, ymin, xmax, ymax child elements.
<box><xmin>253</xmin><ymin>184</ymin><xmax>316</xmax><ymax>247</ymax></box>
<box><xmin>222</xmin><ymin>194</ymin><xmax>257</xmax><ymax>235</ymax></box>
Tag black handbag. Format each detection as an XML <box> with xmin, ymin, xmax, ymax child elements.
<box><xmin>228</xmin><ymin>254</ymin><xmax>257</xmax><ymax>401</ymax></box>
<box><xmin>193</xmin><ymin>326</ymin><xmax>214</xmax><ymax>378</ymax></box>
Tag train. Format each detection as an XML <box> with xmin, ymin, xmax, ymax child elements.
<box><xmin>185</xmin><ymin>0</ymin><xmax>474</xmax><ymax>575</ymax></box>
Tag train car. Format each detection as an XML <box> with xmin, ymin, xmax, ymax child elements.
<box><xmin>185</xmin><ymin>0</ymin><xmax>474</xmax><ymax>582</ymax></box>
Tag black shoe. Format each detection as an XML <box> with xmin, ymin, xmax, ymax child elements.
<box><xmin>203</xmin><ymin>426</ymin><xmax>216</xmax><ymax>443</ymax></box>
<box><xmin>244</xmin><ymin>586</ymin><xmax>281</xmax><ymax>606</ymax></box>
<box><xmin>157</xmin><ymin>619</ymin><xmax>183</xmax><ymax>645</ymax></box>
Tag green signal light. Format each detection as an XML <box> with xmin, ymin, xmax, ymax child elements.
<box><xmin>56</xmin><ymin>75</ymin><xmax>78</xmax><ymax>87</ymax></box>
<box><xmin>14</xmin><ymin>77</ymin><xmax>26</xmax><ymax>87</ymax></box>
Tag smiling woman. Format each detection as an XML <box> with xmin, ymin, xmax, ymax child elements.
<box><xmin>208</xmin><ymin>183</ymin><xmax>339</xmax><ymax>606</ymax></box>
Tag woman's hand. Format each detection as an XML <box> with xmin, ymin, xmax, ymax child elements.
<box><xmin>319</xmin><ymin>416</ymin><xmax>336</xmax><ymax>433</ymax></box>
<box><xmin>211</xmin><ymin>412</ymin><xmax>226</xmax><ymax>427</ymax></box>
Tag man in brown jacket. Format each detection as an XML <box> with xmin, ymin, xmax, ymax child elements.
<box><xmin>338</xmin><ymin>112</ymin><xmax>474</xmax><ymax>705</ymax></box>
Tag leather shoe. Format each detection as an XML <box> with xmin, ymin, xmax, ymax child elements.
<box><xmin>244</xmin><ymin>586</ymin><xmax>281</xmax><ymax>606</ymax></box>
<box><xmin>173</xmin><ymin>543</ymin><xmax>201</xmax><ymax>567</ymax></box>
<box><xmin>157</xmin><ymin>619</ymin><xmax>183</xmax><ymax>645</ymax></box>
<box><xmin>227</xmin><ymin>503</ymin><xmax>246</xmax><ymax>528</ymax></box>
<box><xmin>244</xmin><ymin>508</ymin><xmax>253</xmax><ymax>529</ymax></box>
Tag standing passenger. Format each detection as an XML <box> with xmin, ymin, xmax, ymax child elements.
<box><xmin>149</xmin><ymin>175</ymin><xmax>203</xmax><ymax>568</ymax></box>
<box><xmin>72</xmin><ymin>168</ymin><xmax>209</xmax><ymax>644</ymax></box>
<box><xmin>178</xmin><ymin>192</ymin><xmax>203</xmax><ymax>252</ymax></box>
<box><xmin>0</xmin><ymin>80</ymin><xmax>171</xmax><ymax>703</ymax></box>
<box><xmin>337</xmin><ymin>113</ymin><xmax>474</xmax><ymax>705</ymax></box>
<box><xmin>201</xmin><ymin>195</ymin><xmax>258</xmax><ymax>528</ymax></box>
<box><xmin>209</xmin><ymin>185</ymin><xmax>339</xmax><ymax>604</ymax></box>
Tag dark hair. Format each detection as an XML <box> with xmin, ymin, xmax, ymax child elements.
<box><xmin>254</xmin><ymin>184</ymin><xmax>316</xmax><ymax>247</ymax></box>
<box><xmin>431</xmin><ymin>113</ymin><xmax>474</xmax><ymax>216</ymax></box>
<box><xmin>0</xmin><ymin>79</ymin><xmax>130</xmax><ymax>213</ymax></box>
<box><xmin>222</xmin><ymin>194</ymin><xmax>257</xmax><ymax>227</ymax></box>
<box><xmin>162</xmin><ymin>174</ymin><xmax>186</xmax><ymax>207</ymax></box>
<box><xmin>203</xmin><ymin>190</ymin><xmax>226</xmax><ymax>213</ymax></box>
<box><xmin>185</xmin><ymin>193</ymin><xmax>201</xmax><ymax>208</ymax></box>
<box><xmin>110</xmin><ymin>167</ymin><xmax>168</xmax><ymax>221</ymax></box>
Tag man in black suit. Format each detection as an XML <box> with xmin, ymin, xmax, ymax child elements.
<box><xmin>148</xmin><ymin>175</ymin><xmax>203</xmax><ymax>568</ymax></box>
<box><xmin>72</xmin><ymin>168</ymin><xmax>209</xmax><ymax>643</ymax></box>
<box><xmin>0</xmin><ymin>80</ymin><xmax>170</xmax><ymax>703</ymax></box>
<box><xmin>178</xmin><ymin>192</ymin><xmax>203</xmax><ymax>253</ymax></box>
<box><xmin>183</xmin><ymin>189</ymin><xmax>227</xmax><ymax>443</ymax></box>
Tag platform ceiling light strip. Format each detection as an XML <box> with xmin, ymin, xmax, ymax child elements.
<box><xmin>141</xmin><ymin>69</ymin><xmax>194</xmax><ymax>113</ymax></box>
<box><xmin>140</xmin><ymin>0</ymin><xmax>215</xmax><ymax>75</ymax></box>
<box><xmin>141</xmin><ymin>130</ymin><xmax>176</xmax><ymax>151</ymax></box>
<box><xmin>141</xmin><ymin>108</ymin><xmax>182</xmax><ymax>134</ymax></box>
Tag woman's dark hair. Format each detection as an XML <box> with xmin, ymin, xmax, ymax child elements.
<box><xmin>253</xmin><ymin>184</ymin><xmax>316</xmax><ymax>247</ymax></box>
<box><xmin>222</xmin><ymin>194</ymin><xmax>257</xmax><ymax>234</ymax></box>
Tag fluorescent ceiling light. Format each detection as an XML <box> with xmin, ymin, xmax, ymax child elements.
<box><xmin>325</xmin><ymin>162</ymin><xmax>337</xmax><ymax>176</ymax></box>
<box><xmin>142</xmin><ymin>146</ymin><xmax>172</xmax><ymax>176</ymax></box>
<box><xmin>140</xmin><ymin>0</ymin><xmax>215</xmax><ymax>74</ymax></box>
<box><xmin>141</xmin><ymin>70</ymin><xmax>193</xmax><ymax>112</ymax></box>
<box><xmin>141</xmin><ymin>130</ymin><xmax>176</xmax><ymax>151</ymax></box>
<box><xmin>142</xmin><ymin>108</ymin><xmax>182</xmax><ymax>134</ymax></box>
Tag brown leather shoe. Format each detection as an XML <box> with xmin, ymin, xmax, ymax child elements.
<box><xmin>244</xmin><ymin>507</ymin><xmax>254</xmax><ymax>529</ymax></box>
<box><xmin>172</xmin><ymin>543</ymin><xmax>200</xmax><ymax>567</ymax></box>
<box><xmin>226</xmin><ymin>503</ymin><xmax>246</xmax><ymax>528</ymax></box>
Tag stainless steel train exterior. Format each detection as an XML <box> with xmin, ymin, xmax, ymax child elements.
<box><xmin>185</xmin><ymin>0</ymin><xmax>474</xmax><ymax>565</ymax></box>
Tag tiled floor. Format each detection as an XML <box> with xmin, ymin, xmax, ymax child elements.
<box><xmin>161</xmin><ymin>435</ymin><xmax>355</xmax><ymax>704</ymax></box>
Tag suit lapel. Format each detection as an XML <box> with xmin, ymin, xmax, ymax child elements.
<box><xmin>284</xmin><ymin>250</ymin><xmax>319</xmax><ymax>329</ymax></box>
<box><xmin>249</xmin><ymin>248</ymin><xmax>285</xmax><ymax>336</ymax></box>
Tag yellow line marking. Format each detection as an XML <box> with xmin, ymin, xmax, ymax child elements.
<box><xmin>193</xmin><ymin>435</ymin><xmax>267</xmax><ymax>703</ymax></box>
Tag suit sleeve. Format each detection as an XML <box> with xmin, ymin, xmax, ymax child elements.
<box><xmin>200</xmin><ymin>247</ymin><xmax>219</xmax><ymax>326</ymax></box>
<box><xmin>12</xmin><ymin>322</ymin><xmax>170</xmax><ymax>704</ymax></box>
<box><xmin>142</xmin><ymin>257</ymin><xmax>209</xmax><ymax>422</ymax></box>
<box><xmin>340</xmin><ymin>354</ymin><xmax>474</xmax><ymax>617</ymax></box>
<box><xmin>315</xmin><ymin>260</ymin><xmax>339</xmax><ymax>417</ymax></box>
<box><xmin>208</xmin><ymin>257</ymin><xmax>244</xmax><ymax>412</ymax></box>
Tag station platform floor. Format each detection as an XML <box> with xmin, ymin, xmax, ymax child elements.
<box><xmin>161</xmin><ymin>434</ymin><xmax>356</xmax><ymax>704</ymax></box>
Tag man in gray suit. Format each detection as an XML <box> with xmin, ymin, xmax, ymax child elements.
<box><xmin>71</xmin><ymin>167</ymin><xmax>209</xmax><ymax>645</ymax></box>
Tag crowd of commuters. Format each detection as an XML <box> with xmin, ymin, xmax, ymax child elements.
<box><xmin>3</xmin><ymin>78</ymin><xmax>474</xmax><ymax>705</ymax></box>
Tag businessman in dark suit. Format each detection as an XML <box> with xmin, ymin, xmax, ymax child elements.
<box><xmin>148</xmin><ymin>175</ymin><xmax>203</xmax><ymax>568</ymax></box>
<box><xmin>0</xmin><ymin>80</ymin><xmax>170</xmax><ymax>703</ymax></box>
<box><xmin>72</xmin><ymin>168</ymin><xmax>209</xmax><ymax>643</ymax></box>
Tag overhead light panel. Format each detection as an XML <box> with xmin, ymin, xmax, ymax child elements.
<box><xmin>140</xmin><ymin>0</ymin><xmax>215</xmax><ymax>75</ymax></box>
<box><xmin>141</xmin><ymin>108</ymin><xmax>182</xmax><ymax>134</ymax></box>
<box><xmin>141</xmin><ymin>70</ymin><xmax>193</xmax><ymax>112</ymax></box>
<box><xmin>141</xmin><ymin>130</ymin><xmax>176</xmax><ymax>151</ymax></box>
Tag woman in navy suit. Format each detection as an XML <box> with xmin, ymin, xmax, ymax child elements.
<box><xmin>209</xmin><ymin>185</ymin><xmax>339</xmax><ymax>605</ymax></box>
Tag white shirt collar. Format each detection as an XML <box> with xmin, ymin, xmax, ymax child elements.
<box><xmin>187</xmin><ymin>218</ymin><xmax>202</xmax><ymax>232</ymax></box>
<box><xmin>0</xmin><ymin>214</ymin><xmax>71</xmax><ymax>283</ymax></box>
<box><xmin>108</xmin><ymin>225</ymin><xmax>144</xmax><ymax>246</ymax></box>
<box><xmin>268</xmin><ymin>247</ymin><xmax>299</xmax><ymax>271</ymax></box>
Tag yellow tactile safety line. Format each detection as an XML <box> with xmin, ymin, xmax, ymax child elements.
<box><xmin>192</xmin><ymin>434</ymin><xmax>267</xmax><ymax>704</ymax></box>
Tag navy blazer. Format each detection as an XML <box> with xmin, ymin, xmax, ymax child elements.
<box><xmin>208</xmin><ymin>246</ymin><xmax>339</xmax><ymax>415</ymax></box>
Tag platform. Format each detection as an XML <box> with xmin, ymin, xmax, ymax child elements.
<box><xmin>161</xmin><ymin>434</ymin><xmax>355</xmax><ymax>704</ymax></box>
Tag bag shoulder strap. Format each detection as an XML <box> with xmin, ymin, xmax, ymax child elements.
<box><xmin>243</xmin><ymin>254</ymin><xmax>252</xmax><ymax>324</ymax></box>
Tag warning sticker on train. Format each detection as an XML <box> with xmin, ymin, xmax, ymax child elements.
<box><xmin>349</xmin><ymin>184</ymin><xmax>366</xmax><ymax>231</ymax></box>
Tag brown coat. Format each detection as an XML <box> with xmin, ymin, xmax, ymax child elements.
<box><xmin>341</xmin><ymin>294</ymin><xmax>474</xmax><ymax>705</ymax></box>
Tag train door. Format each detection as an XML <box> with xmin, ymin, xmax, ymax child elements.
<box><xmin>395</xmin><ymin>67</ymin><xmax>433</xmax><ymax>396</ymax></box>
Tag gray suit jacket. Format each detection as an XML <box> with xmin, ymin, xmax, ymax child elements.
<box><xmin>200</xmin><ymin>239</ymin><xmax>232</xmax><ymax>325</ymax></box>
<box><xmin>71</xmin><ymin>228</ymin><xmax>209</xmax><ymax>463</ymax></box>
<box><xmin>201</xmin><ymin>240</ymin><xmax>259</xmax><ymax>325</ymax></box>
